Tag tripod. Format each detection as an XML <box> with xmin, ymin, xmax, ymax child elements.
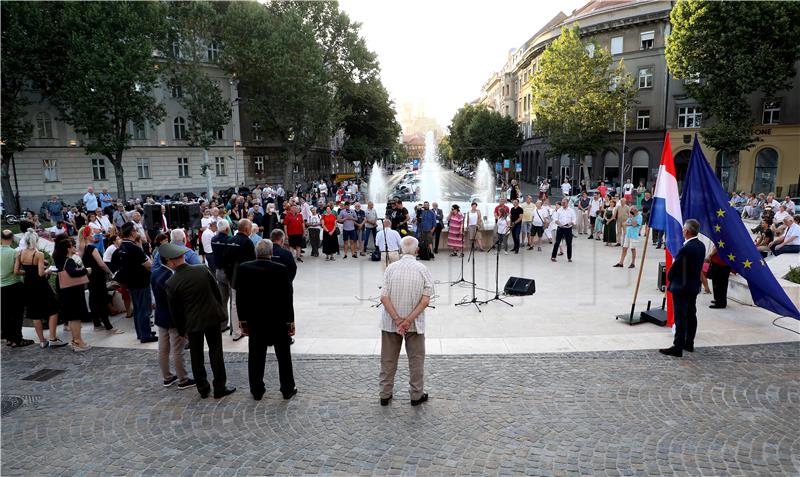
<box><xmin>479</xmin><ymin>232</ymin><xmax>513</xmax><ymax>308</ymax></box>
<box><xmin>440</xmin><ymin>218</ymin><xmax>474</xmax><ymax>287</ymax></box>
<box><xmin>455</xmin><ymin>225</ymin><xmax>481</xmax><ymax>312</ymax></box>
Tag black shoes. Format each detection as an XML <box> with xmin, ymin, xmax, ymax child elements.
<box><xmin>252</xmin><ymin>393</ymin><xmax>263</xmax><ymax>401</ymax></box>
<box><xmin>684</xmin><ymin>345</ymin><xmax>694</xmax><ymax>352</ymax></box>
<box><xmin>163</xmin><ymin>376</ymin><xmax>178</xmax><ymax>387</ymax></box>
<box><xmin>709</xmin><ymin>304</ymin><xmax>726</xmax><ymax>309</ymax></box>
<box><xmin>214</xmin><ymin>386</ymin><xmax>237</xmax><ymax>399</ymax></box>
<box><xmin>380</xmin><ymin>395</ymin><xmax>392</xmax><ymax>406</ymax></box>
<box><xmin>177</xmin><ymin>378</ymin><xmax>196</xmax><ymax>390</ymax></box>
<box><xmin>411</xmin><ymin>393</ymin><xmax>428</xmax><ymax>406</ymax></box>
<box><xmin>659</xmin><ymin>347</ymin><xmax>683</xmax><ymax>358</ymax></box>
<box><xmin>140</xmin><ymin>336</ymin><xmax>158</xmax><ymax>344</ymax></box>
<box><xmin>283</xmin><ymin>388</ymin><xmax>298</xmax><ymax>400</ymax></box>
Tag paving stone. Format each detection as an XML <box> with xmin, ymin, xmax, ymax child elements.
<box><xmin>1</xmin><ymin>343</ymin><xmax>798</xmax><ymax>476</ymax></box>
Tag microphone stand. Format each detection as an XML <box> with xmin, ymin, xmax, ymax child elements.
<box><xmin>440</xmin><ymin>213</ymin><xmax>474</xmax><ymax>287</ymax></box>
<box><xmin>455</xmin><ymin>219</ymin><xmax>481</xmax><ymax>312</ymax></box>
<box><xmin>479</xmin><ymin>230</ymin><xmax>513</xmax><ymax>308</ymax></box>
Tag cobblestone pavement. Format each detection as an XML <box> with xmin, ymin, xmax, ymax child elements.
<box><xmin>2</xmin><ymin>343</ymin><xmax>799</xmax><ymax>476</ymax></box>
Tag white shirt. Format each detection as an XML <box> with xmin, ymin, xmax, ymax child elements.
<box><xmin>782</xmin><ymin>200</ymin><xmax>795</xmax><ymax>212</ymax></box>
<box><xmin>103</xmin><ymin>244</ymin><xmax>118</xmax><ymax>262</ymax></box>
<box><xmin>467</xmin><ymin>211</ymin><xmax>479</xmax><ymax>226</ymax></box>
<box><xmin>783</xmin><ymin>223</ymin><xmax>800</xmax><ymax>245</ymax></box>
<box><xmin>774</xmin><ymin>210</ymin><xmax>790</xmax><ymax>224</ymax></box>
<box><xmin>531</xmin><ymin>207</ymin><xmax>550</xmax><ymax>227</ymax></box>
<box><xmin>83</xmin><ymin>192</ymin><xmax>98</xmax><ymax>211</ymax></box>
<box><xmin>95</xmin><ymin>216</ymin><xmax>112</xmax><ymax>233</ymax></box>
<box><xmin>375</xmin><ymin>227</ymin><xmax>402</xmax><ymax>252</ymax></box>
<box><xmin>589</xmin><ymin>198</ymin><xmax>602</xmax><ymax>217</ymax></box>
<box><xmin>553</xmin><ymin>207</ymin><xmax>577</xmax><ymax>227</ymax></box>
<box><xmin>201</xmin><ymin>216</ymin><xmax>215</xmax><ymax>230</ymax></box>
<box><xmin>380</xmin><ymin>255</ymin><xmax>434</xmax><ymax>334</ymax></box>
<box><xmin>496</xmin><ymin>217</ymin><xmax>509</xmax><ymax>235</ymax></box>
<box><xmin>768</xmin><ymin>199</ymin><xmax>780</xmax><ymax>209</ymax></box>
<box><xmin>623</xmin><ymin>183</ymin><xmax>634</xmax><ymax>195</ymax></box>
<box><xmin>561</xmin><ymin>182</ymin><xmax>571</xmax><ymax>196</ymax></box>
<box><xmin>201</xmin><ymin>228</ymin><xmax>215</xmax><ymax>253</ymax></box>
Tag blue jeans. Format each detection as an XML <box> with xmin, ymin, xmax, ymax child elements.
<box><xmin>773</xmin><ymin>244</ymin><xmax>800</xmax><ymax>256</ymax></box>
<box><xmin>362</xmin><ymin>227</ymin><xmax>377</xmax><ymax>251</ymax></box>
<box><xmin>130</xmin><ymin>286</ymin><xmax>153</xmax><ymax>341</ymax></box>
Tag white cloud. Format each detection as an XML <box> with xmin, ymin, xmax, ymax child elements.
<box><xmin>340</xmin><ymin>0</ymin><xmax>586</xmax><ymax>130</ymax></box>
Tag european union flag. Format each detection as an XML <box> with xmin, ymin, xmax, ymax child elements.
<box><xmin>681</xmin><ymin>136</ymin><xmax>800</xmax><ymax>319</ymax></box>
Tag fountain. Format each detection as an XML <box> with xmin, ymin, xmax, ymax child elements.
<box><xmin>367</xmin><ymin>161</ymin><xmax>388</xmax><ymax>203</ymax></box>
<box><xmin>475</xmin><ymin>159</ymin><xmax>495</xmax><ymax>204</ymax></box>
<box><xmin>418</xmin><ymin>131</ymin><xmax>443</xmax><ymax>203</ymax></box>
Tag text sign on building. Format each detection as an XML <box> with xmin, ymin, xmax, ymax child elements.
<box><xmin>503</xmin><ymin>159</ymin><xmax>511</xmax><ymax>171</ymax></box>
<box><xmin>515</xmin><ymin>162</ymin><xmax>522</xmax><ymax>173</ymax></box>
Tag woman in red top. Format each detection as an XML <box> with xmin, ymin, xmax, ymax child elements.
<box><xmin>321</xmin><ymin>206</ymin><xmax>339</xmax><ymax>261</ymax></box>
<box><xmin>283</xmin><ymin>204</ymin><xmax>305</xmax><ymax>262</ymax></box>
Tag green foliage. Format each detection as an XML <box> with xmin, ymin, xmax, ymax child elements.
<box><xmin>786</xmin><ymin>266</ymin><xmax>800</xmax><ymax>285</ymax></box>
<box><xmin>339</xmin><ymin>78</ymin><xmax>401</xmax><ymax>165</ymax></box>
<box><xmin>666</xmin><ymin>0</ymin><xmax>800</xmax><ymax>153</ymax></box>
<box><xmin>531</xmin><ymin>25</ymin><xmax>635</xmax><ymax>159</ymax></box>
<box><xmin>161</xmin><ymin>1</ymin><xmax>231</xmax><ymax>151</ymax></box>
<box><xmin>437</xmin><ymin>136</ymin><xmax>453</xmax><ymax>165</ymax></box>
<box><xmin>448</xmin><ymin>104</ymin><xmax>523</xmax><ymax>163</ymax></box>
<box><xmin>34</xmin><ymin>1</ymin><xmax>167</xmax><ymax>200</ymax></box>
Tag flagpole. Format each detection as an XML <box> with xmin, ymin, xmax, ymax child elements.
<box><xmin>628</xmin><ymin>226</ymin><xmax>651</xmax><ymax>323</ymax></box>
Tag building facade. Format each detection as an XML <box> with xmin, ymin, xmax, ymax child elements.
<box><xmin>478</xmin><ymin>0</ymin><xmax>800</xmax><ymax>196</ymax></box>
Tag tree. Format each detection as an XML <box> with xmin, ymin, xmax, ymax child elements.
<box><xmin>222</xmin><ymin>2</ymin><xmax>336</xmax><ymax>187</ymax></box>
<box><xmin>531</xmin><ymin>25</ymin><xmax>635</xmax><ymax>167</ymax></box>
<box><xmin>35</xmin><ymin>2</ymin><xmax>166</xmax><ymax>201</ymax></box>
<box><xmin>447</xmin><ymin>105</ymin><xmax>522</xmax><ymax>164</ymax></box>
<box><xmin>161</xmin><ymin>1</ymin><xmax>232</xmax><ymax>198</ymax></box>
<box><xmin>0</xmin><ymin>2</ymin><xmax>38</xmax><ymax>213</ymax></box>
<box><xmin>339</xmin><ymin>77</ymin><xmax>401</xmax><ymax>167</ymax></box>
<box><xmin>666</xmin><ymin>0</ymin><xmax>800</xmax><ymax>154</ymax></box>
<box><xmin>465</xmin><ymin>108</ymin><xmax>523</xmax><ymax>162</ymax></box>
<box><xmin>437</xmin><ymin>136</ymin><xmax>453</xmax><ymax>167</ymax></box>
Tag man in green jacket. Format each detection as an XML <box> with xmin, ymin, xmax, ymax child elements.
<box><xmin>163</xmin><ymin>243</ymin><xmax>235</xmax><ymax>399</ymax></box>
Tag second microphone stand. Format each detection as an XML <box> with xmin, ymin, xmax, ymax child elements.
<box><xmin>455</xmin><ymin>224</ymin><xmax>481</xmax><ymax>312</ymax></box>
<box><xmin>479</xmin><ymin>231</ymin><xmax>513</xmax><ymax>308</ymax></box>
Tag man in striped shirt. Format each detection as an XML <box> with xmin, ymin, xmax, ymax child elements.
<box><xmin>378</xmin><ymin>236</ymin><xmax>434</xmax><ymax>407</ymax></box>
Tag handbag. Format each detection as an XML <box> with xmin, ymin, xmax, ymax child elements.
<box><xmin>58</xmin><ymin>258</ymin><xmax>90</xmax><ymax>289</ymax></box>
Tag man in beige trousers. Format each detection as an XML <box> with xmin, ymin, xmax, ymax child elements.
<box><xmin>614</xmin><ymin>197</ymin><xmax>631</xmax><ymax>246</ymax></box>
<box><xmin>378</xmin><ymin>236</ymin><xmax>434</xmax><ymax>406</ymax></box>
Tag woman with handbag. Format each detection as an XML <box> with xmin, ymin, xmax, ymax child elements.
<box><xmin>53</xmin><ymin>237</ymin><xmax>92</xmax><ymax>351</ymax></box>
<box><xmin>13</xmin><ymin>229</ymin><xmax>64</xmax><ymax>349</ymax></box>
<box><xmin>78</xmin><ymin>227</ymin><xmax>124</xmax><ymax>335</ymax></box>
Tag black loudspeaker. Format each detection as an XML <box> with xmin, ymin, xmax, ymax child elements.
<box><xmin>167</xmin><ymin>203</ymin><xmax>183</xmax><ymax>229</ymax></box>
<box><xmin>142</xmin><ymin>203</ymin><xmax>160</xmax><ymax>231</ymax></box>
<box><xmin>185</xmin><ymin>202</ymin><xmax>201</xmax><ymax>229</ymax></box>
<box><xmin>658</xmin><ymin>261</ymin><xmax>667</xmax><ymax>292</ymax></box>
<box><xmin>504</xmin><ymin>277</ymin><xmax>536</xmax><ymax>296</ymax></box>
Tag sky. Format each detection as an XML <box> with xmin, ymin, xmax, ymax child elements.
<box><xmin>339</xmin><ymin>0</ymin><xmax>587</xmax><ymax>132</ymax></box>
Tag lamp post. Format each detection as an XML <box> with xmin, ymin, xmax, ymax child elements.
<box><xmin>233</xmin><ymin>140</ymin><xmax>241</xmax><ymax>186</ymax></box>
<box><xmin>620</xmin><ymin>106</ymin><xmax>628</xmax><ymax>193</ymax></box>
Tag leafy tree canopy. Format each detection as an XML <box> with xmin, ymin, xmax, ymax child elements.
<box><xmin>447</xmin><ymin>104</ymin><xmax>522</xmax><ymax>163</ymax></box>
<box><xmin>666</xmin><ymin>0</ymin><xmax>800</xmax><ymax>153</ymax></box>
<box><xmin>531</xmin><ymin>25</ymin><xmax>635</xmax><ymax>160</ymax></box>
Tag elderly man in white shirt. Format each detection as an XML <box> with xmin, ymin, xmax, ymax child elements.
<box><xmin>379</xmin><ymin>235</ymin><xmax>434</xmax><ymax>407</ymax></box>
<box><xmin>83</xmin><ymin>186</ymin><xmax>99</xmax><ymax>212</ymax></box>
<box><xmin>375</xmin><ymin>219</ymin><xmax>402</xmax><ymax>269</ymax></box>
<box><xmin>550</xmin><ymin>198</ymin><xmax>577</xmax><ymax>263</ymax></box>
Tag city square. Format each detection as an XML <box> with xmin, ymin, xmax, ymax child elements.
<box><xmin>2</xmin><ymin>0</ymin><xmax>800</xmax><ymax>476</ymax></box>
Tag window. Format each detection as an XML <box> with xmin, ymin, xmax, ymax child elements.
<box><xmin>638</xmin><ymin>67</ymin><xmax>653</xmax><ymax>89</ymax></box>
<box><xmin>636</xmin><ymin>109</ymin><xmax>650</xmax><ymax>130</ymax></box>
<box><xmin>207</xmin><ymin>41</ymin><xmax>220</xmax><ymax>62</ymax></box>
<box><xmin>640</xmin><ymin>31</ymin><xmax>654</xmax><ymax>50</ymax></box>
<box><xmin>43</xmin><ymin>159</ymin><xmax>59</xmax><ymax>182</ymax></box>
<box><xmin>178</xmin><ymin>157</ymin><xmax>190</xmax><ymax>178</ymax></box>
<box><xmin>214</xmin><ymin>129</ymin><xmax>224</xmax><ymax>140</ymax></box>
<box><xmin>171</xmin><ymin>41</ymin><xmax>183</xmax><ymax>59</ymax></box>
<box><xmin>91</xmin><ymin>158</ymin><xmax>106</xmax><ymax>181</ymax></box>
<box><xmin>762</xmin><ymin>101</ymin><xmax>780</xmax><ymax>124</ymax></box>
<box><xmin>133</xmin><ymin>122</ymin><xmax>147</xmax><ymax>140</ymax></box>
<box><xmin>610</xmin><ymin>36</ymin><xmax>623</xmax><ymax>55</ymax></box>
<box><xmin>254</xmin><ymin>155</ymin><xmax>265</xmax><ymax>174</ymax></box>
<box><xmin>585</xmin><ymin>43</ymin><xmax>595</xmax><ymax>58</ymax></box>
<box><xmin>678</xmin><ymin>107</ymin><xmax>702</xmax><ymax>128</ymax></box>
<box><xmin>252</xmin><ymin>121</ymin><xmax>263</xmax><ymax>141</ymax></box>
<box><xmin>715</xmin><ymin>151</ymin><xmax>738</xmax><ymax>192</ymax></box>
<box><xmin>136</xmin><ymin>158</ymin><xmax>151</xmax><ymax>179</ymax></box>
<box><xmin>174</xmin><ymin>117</ymin><xmax>187</xmax><ymax>140</ymax></box>
<box><xmin>684</xmin><ymin>72</ymin><xmax>701</xmax><ymax>84</ymax></box>
<box><xmin>171</xmin><ymin>85</ymin><xmax>183</xmax><ymax>98</ymax></box>
<box><xmin>753</xmin><ymin>148</ymin><xmax>778</xmax><ymax>194</ymax></box>
<box><xmin>214</xmin><ymin>156</ymin><xmax>226</xmax><ymax>176</ymax></box>
<box><xmin>36</xmin><ymin>112</ymin><xmax>53</xmax><ymax>138</ymax></box>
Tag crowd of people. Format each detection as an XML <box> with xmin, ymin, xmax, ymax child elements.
<box><xmin>1</xmin><ymin>173</ymin><xmax>796</xmax><ymax>401</ymax></box>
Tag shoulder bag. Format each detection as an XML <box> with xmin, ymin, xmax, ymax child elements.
<box><xmin>58</xmin><ymin>258</ymin><xmax>90</xmax><ymax>289</ymax></box>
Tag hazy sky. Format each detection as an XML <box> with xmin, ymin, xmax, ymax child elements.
<box><xmin>339</xmin><ymin>0</ymin><xmax>587</xmax><ymax>132</ymax></box>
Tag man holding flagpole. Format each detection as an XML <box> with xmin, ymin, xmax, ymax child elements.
<box><xmin>659</xmin><ymin>219</ymin><xmax>705</xmax><ymax>357</ymax></box>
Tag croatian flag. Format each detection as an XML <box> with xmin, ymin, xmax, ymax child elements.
<box><xmin>649</xmin><ymin>132</ymin><xmax>684</xmax><ymax>327</ymax></box>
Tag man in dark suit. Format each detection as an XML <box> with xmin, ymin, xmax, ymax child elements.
<box><xmin>224</xmin><ymin>219</ymin><xmax>256</xmax><ymax>341</ymax></box>
<box><xmin>269</xmin><ymin>229</ymin><xmax>297</xmax><ymax>283</ymax></box>
<box><xmin>163</xmin><ymin>243</ymin><xmax>235</xmax><ymax>399</ymax></box>
<box><xmin>660</xmin><ymin>219</ymin><xmax>706</xmax><ymax>357</ymax></box>
<box><xmin>235</xmin><ymin>239</ymin><xmax>297</xmax><ymax>401</ymax></box>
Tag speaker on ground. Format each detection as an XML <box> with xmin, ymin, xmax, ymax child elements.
<box><xmin>504</xmin><ymin>277</ymin><xmax>535</xmax><ymax>296</ymax></box>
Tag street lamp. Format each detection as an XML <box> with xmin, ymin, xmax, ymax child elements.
<box><xmin>233</xmin><ymin>140</ymin><xmax>241</xmax><ymax>186</ymax></box>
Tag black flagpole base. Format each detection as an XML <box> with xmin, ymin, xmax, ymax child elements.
<box><xmin>455</xmin><ymin>298</ymin><xmax>482</xmax><ymax>312</ymax></box>
<box><xmin>479</xmin><ymin>295</ymin><xmax>514</xmax><ymax>307</ymax></box>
